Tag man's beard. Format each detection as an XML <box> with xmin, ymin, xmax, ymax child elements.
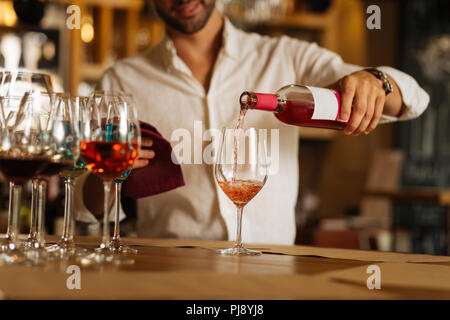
<box><xmin>155</xmin><ymin>0</ymin><xmax>216</xmax><ymax>35</ymax></box>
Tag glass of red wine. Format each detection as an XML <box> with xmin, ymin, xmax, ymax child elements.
<box><xmin>214</xmin><ymin>127</ymin><xmax>268</xmax><ymax>255</ymax></box>
<box><xmin>79</xmin><ymin>91</ymin><xmax>140</xmax><ymax>264</ymax></box>
<box><xmin>0</xmin><ymin>71</ymin><xmax>53</xmax><ymax>261</ymax></box>
<box><xmin>20</xmin><ymin>92</ymin><xmax>59</xmax><ymax>263</ymax></box>
<box><xmin>0</xmin><ymin>91</ymin><xmax>52</xmax><ymax>265</ymax></box>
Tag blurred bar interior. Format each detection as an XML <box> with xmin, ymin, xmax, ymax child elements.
<box><xmin>0</xmin><ymin>0</ymin><xmax>449</xmax><ymax>255</ymax></box>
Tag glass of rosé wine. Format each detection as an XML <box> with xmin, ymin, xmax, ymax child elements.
<box><xmin>79</xmin><ymin>91</ymin><xmax>140</xmax><ymax>264</ymax></box>
<box><xmin>214</xmin><ymin>127</ymin><xmax>268</xmax><ymax>256</ymax></box>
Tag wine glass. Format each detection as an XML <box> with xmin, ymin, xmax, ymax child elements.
<box><xmin>80</xmin><ymin>91</ymin><xmax>140</xmax><ymax>263</ymax></box>
<box><xmin>0</xmin><ymin>92</ymin><xmax>52</xmax><ymax>264</ymax></box>
<box><xmin>0</xmin><ymin>70</ymin><xmax>53</xmax><ymax>96</ymax></box>
<box><xmin>214</xmin><ymin>127</ymin><xmax>268</xmax><ymax>255</ymax></box>
<box><xmin>20</xmin><ymin>92</ymin><xmax>57</xmax><ymax>264</ymax></box>
<box><xmin>109</xmin><ymin>93</ymin><xmax>137</xmax><ymax>254</ymax></box>
<box><xmin>110</xmin><ymin>169</ymin><xmax>137</xmax><ymax>254</ymax></box>
<box><xmin>45</xmin><ymin>95</ymin><xmax>89</xmax><ymax>258</ymax></box>
<box><xmin>0</xmin><ymin>71</ymin><xmax>53</xmax><ymax>257</ymax></box>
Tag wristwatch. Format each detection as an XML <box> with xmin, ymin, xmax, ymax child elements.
<box><xmin>364</xmin><ymin>68</ymin><xmax>393</xmax><ymax>96</ymax></box>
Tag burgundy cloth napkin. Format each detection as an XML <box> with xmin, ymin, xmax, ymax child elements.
<box><xmin>122</xmin><ymin>121</ymin><xmax>185</xmax><ymax>199</ymax></box>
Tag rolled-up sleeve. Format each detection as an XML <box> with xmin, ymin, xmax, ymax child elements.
<box><xmin>377</xmin><ymin>66</ymin><xmax>430</xmax><ymax>123</ymax></box>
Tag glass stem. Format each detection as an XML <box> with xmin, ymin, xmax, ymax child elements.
<box><xmin>5</xmin><ymin>181</ymin><xmax>14</xmax><ymax>241</ymax></box>
<box><xmin>113</xmin><ymin>181</ymin><xmax>122</xmax><ymax>242</ymax></box>
<box><xmin>37</xmin><ymin>179</ymin><xmax>47</xmax><ymax>246</ymax></box>
<box><xmin>102</xmin><ymin>181</ymin><xmax>112</xmax><ymax>248</ymax></box>
<box><xmin>61</xmin><ymin>178</ymin><xmax>75</xmax><ymax>243</ymax></box>
<box><xmin>28</xmin><ymin>179</ymin><xmax>39</xmax><ymax>242</ymax></box>
<box><xmin>235</xmin><ymin>207</ymin><xmax>244</xmax><ymax>249</ymax></box>
<box><xmin>10</xmin><ymin>183</ymin><xmax>23</xmax><ymax>248</ymax></box>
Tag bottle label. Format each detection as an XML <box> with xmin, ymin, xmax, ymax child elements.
<box><xmin>306</xmin><ymin>86</ymin><xmax>344</xmax><ymax>122</ymax></box>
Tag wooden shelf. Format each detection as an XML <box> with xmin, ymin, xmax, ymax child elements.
<box><xmin>366</xmin><ymin>188</ymin><xmax>450</xmax><ymax>206</ymax></box>
<box><xmin>68</xmin><ymin>0</ymin><xmax>144</xmax><ymax>94</ymax></box>
<box><xmin>265</xmin><ymin>11</ymin><xmax>335</xmax><ymax>29</ymax></box>
<box><xmin>61</xmin><ymin>0</ymin><xmax>143</xmax><ymax>10</ymax></box>
<box><xmin>234</xmin><ymin>0</ymin><xmax>341</xmax><ymax>52</ymax></box>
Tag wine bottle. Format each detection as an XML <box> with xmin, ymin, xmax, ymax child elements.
<box><xmin>240</xmin><ymin>84</ymin><xmax>350</xmax><ymax>130</ymax></box>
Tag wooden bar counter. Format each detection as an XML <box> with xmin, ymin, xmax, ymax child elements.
<box><xmin>0</xmin><ymin>236</ymin><xmax>449</xmax><ymax>299</ymax></box>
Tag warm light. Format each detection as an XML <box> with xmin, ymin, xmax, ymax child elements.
<box><xmin>0</xmin><ymin>1</ymin><xmax>18</xmax><ymax>27</ymax></box>
<box><xmin>43</xmin><ymin>40</ymin><xmax>56</xmax><ymax>60</ymax></box>
<box><xmin>81</xmin><ymin>22</ymin><xmax>94</xmax><ymax>43</ymax></box>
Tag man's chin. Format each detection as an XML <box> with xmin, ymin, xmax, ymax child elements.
<box><xmin>157</xmin><ymin>2</ymin><xmax>215</xmax><ymax>35</ymax></box>
<box><xmin>168</xmin><ymin>16</ymin><xmax>210</xmax><ymax>34</ymax></box>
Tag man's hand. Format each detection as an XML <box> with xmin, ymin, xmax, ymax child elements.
<box><xmin>328</xmin><ymin>70</ymin><xmax>403</xmax><ymax>136</ymax></box>
<box><xmin>328</xmin><ymin>70</ymin><xmax>386</xmax><ymax>136</ymax></box>
<box><xmin>134</xmin><ymin>138</ymin><xmax>155</xmax><ymax>169</ymax></box>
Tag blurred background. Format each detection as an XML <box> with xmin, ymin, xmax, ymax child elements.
<box><xmin>0</xmin><ymin>0</ymin><xmax>449</xmax><ymax>255</ymax></box>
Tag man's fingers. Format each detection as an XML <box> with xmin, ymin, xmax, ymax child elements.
<box><xmin>353</xmin><ymin>91</ymin><xmax>376</xmax><ymax>135</ymax></box>
<box><xmin>339</xmin><ymin>76</ymin><xmax>356</xmax><ymax>122</ymax></box>
<box><xmin>139</xmin><ymin>149</ymin><xmax>155</xmax><ymax>160</ymax></box>
<box><xmin>141</xmin><ymin>138</ymin><xmax>154</xmax><ymax>147</ymax></box>
<box><xmin>133</xmin><ymin>159</ymin><xmax>149</xmax><ymax>169</ymax></box>
<box><xmin>344</xmin><ymin>84</ymin><xmax>368</xmax><ymax>135</ymax></box>
<box><xmin>132</xmin><ymin>147</ymin><xmax>155</xmax><ymax>169</ymax></box>
<box><xmin>365</xmin><ymin>94</ymin><xmax>385</xmax><ymax>134</ymax></box>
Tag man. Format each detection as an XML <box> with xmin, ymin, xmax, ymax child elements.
<box><xmin>76</xmin><ymin>0</ymin><xmax>429</xmax><ymax>244</ymax></box>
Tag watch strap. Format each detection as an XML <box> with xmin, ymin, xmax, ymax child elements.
<box><xmin>364</xmin><ymin>68</ymin><xmax>393</xmax><ymax>96</ymax></box>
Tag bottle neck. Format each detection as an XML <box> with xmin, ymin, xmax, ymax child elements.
<box><xmin>239</xmin><ymin>92</ymin><xmax>285</xmax><ymax>112</ymax></box>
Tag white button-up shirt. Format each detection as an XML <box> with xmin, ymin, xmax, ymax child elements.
<box><xmin>76</xmin><ymin>18</ymin><xmax>429</xmax><ymax>245</ymax></box>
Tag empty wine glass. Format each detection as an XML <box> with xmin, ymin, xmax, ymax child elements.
<box><xmin>214</xmin><ymin>127</ymin><xmax>268</xmax><ymax>255</ymax></box>
<box><xmin>0</xmin><ymin>70</ymin><xmax>53</xmax><ymax>96</ymax></box>
<box><xmin>45</xmin><ymin>95</ymin><xmax>88</xmax><ymax>258</ymax></box>
<box><xmin>79</xmin><ymin>91</ymin><xmax>140</xmax><ymax>264</ymax></box>
<box><xmin>110</xmin><ymin>93</ymin><xmax>137</xmax><ymax>254</ymax></box>
<box><xmin>110</xmin><ymin>169</ymin><xmax>137</xmax><ymax>254</ymax></box>
<box><xmin>0</xmin><ymin>92</ymin><xmax>52</xmax><ymax>264</ymax></box>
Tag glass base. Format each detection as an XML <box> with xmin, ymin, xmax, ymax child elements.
<box><xmin>109</xmin><ymin>238</ymin><xmax>138</xmax><ymax>254</ymax></box>
<box><xmin>0</xmin><ymin>252</ymin><xmax>28</xmax><ymax>265</ymax></box>
<box><xmin>22</xmin><ymin>236</ymin><xmax>43</xmax><ymax>250</ymax></box>
<box><xmin>80</xmin><ymin>247</ymin><xmax>135</xmax><ymax>265</ymax></box>
<box><xmin>0</xmin><ymin>245</ymin><xmax>28</xmax><ymax>265</ymax></box>
<box><xmin>46</xmin><ymin>237</ymin><xmax>89</xmax><ymax>258</ymax></box>
<box><xmin>216</xmin><ymin>245</ymin><xmax>262</xmax><ymax>256</ymax></box>
<box><xmin>0</xmin><ymin>237</ymin><xmax>17</xmax><ymax>253</ymax></box>
<box><xmin>24</xmin><ymin>246</ymin><xmax>52</xmax><ymax>265</ymax></box>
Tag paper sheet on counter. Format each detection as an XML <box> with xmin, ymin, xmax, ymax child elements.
<box><xmin>42</xmin><ymin>235</ymin><xmax>450</xmax><ymax>264</ymax></box>
<box><xmin>117</xmin><ymin>237</ymin><xmax>450</xmax><ymax>263</ymax></box>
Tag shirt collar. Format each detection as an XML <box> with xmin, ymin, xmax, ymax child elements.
<box><xmin>221</xmin><ymin>17</ymin><xmax>240</xmax><ymax>60</ymax></box>
<box><xmin>158</xmin><ymin>16</ymin><xmax>240</xmax><ymax>71</ymax></box>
